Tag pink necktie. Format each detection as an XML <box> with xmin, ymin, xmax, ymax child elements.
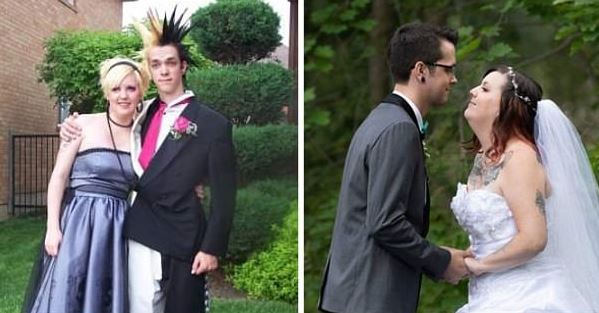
<box><xmin>138</xmin><ymin>102</ymin><xmax>167</xmax><ymax>170</ymax></box>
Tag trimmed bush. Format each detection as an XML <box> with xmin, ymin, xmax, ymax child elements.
<box><xmin>190</xmin><ymin>0</ymin><xmax>281</xmax><ymax>64</ymax></box>
<box><xmin>226</xmin><ymin>179</ymin><xmax>297</xmax><ymax>263</ymax></box>
<box><xmin>233</xmin><ymin>124</ymin><xmax>297</xmax><ymax>182</ymax></box>
<box><xmin>189</xmin><ymin>63</ymin><xmax>293</xmax><ymax>125</ymax></box>
<box><xmin>232</xmin><ymin>201</ymin><xmax>298</xmax><ymax>304</ymax></box>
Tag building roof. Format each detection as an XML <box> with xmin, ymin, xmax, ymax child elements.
<box><xmin>265</xmin><ymin>44</ymin><xmax>289</xmax><ymax>68</ymax></box>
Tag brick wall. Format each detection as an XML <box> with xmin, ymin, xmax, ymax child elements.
<box><xmin>0</xmin><ymin>0</ymin><xmax>123</xmax><ymax>205</ymax></box>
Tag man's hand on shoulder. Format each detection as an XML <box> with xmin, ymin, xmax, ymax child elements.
<box><xmin>58</xmin><ymin>112</ymin><xmax>82</xmax><ymax>144</ymax></box>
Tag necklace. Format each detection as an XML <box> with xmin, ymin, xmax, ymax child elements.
<box><xmin>106</xmin><ymin>111</ymin><xmax>133</xmax><ymax>128</ymax></box>
<box><xmin>106</xmin><ymin>113</ymin><xmax>137</xmax><ymax>191</ymax></box>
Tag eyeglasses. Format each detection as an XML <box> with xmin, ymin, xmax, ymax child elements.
<box><xmin>426</xmin><ymin>62</ymin><xmax>456</xmax><ymax>75</ymax></box>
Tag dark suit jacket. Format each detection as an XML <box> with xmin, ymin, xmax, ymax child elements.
<box><xmin>318</xmin><ymin>95</ymin><xmax>450</xmax><ymax>313</ymax></box>
<box><xmin>123</xmin><ymin>97</ymin><xmax>236</xmax><ymax>261</ymax></box>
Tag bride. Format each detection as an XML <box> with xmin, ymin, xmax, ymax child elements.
<box><xmin>451</xmin><ymin>65</ymin><xmax>599</xmax><ymax>312</ymax></box>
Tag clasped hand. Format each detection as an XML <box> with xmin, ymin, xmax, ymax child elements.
<box><xmin>441</xmin><ymin>246</ymin><xmax>474</xmax><ymax>284</ymax></box>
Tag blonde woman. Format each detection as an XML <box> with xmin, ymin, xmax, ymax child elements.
<box><xmin>23</xmin><ymin>57</ymin><xmax>150</xmax><ymax>313</ymax></box>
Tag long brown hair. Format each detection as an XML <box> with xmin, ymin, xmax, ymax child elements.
<box><xmin>465</xmin><ymin>65</ymin><xmax>543</xmax><ymax>160</ymax></box>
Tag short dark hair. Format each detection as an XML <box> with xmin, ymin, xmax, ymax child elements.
<box><xmin>387</xmin><ymin>23</ymin><xmax>458</xmax><ymax>83</ymax></box>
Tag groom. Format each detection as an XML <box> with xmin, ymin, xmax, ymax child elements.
<box><xmin>61</xmin><ymin>9</ymin><xmax>236</xmax><ymax>313</ymax></box>
<box><xmin>318</xmin><ymin>23</ymin><xmax>469</xmax><ymax>313</ymax></box>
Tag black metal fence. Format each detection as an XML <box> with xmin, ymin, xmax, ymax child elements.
<box><xmin>8</xmin><ymin>134</ymin><xmax>60</xmax><ymax>216</ymax></box>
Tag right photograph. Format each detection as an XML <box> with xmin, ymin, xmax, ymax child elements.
<box><xmin>305</xmin><ymin>1</ymin><xmax>599</xmax><ymax>313</ymax></box>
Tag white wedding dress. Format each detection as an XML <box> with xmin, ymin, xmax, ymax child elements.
<box><xmin>450</xmin><ymin>183</ymin><xmax>594</xmax><ymax>312</ymax></box>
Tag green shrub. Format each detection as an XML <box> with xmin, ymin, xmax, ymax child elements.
<box><xmin>38</xmin><ymin>31</ymin><xmax>141</xmax><ymax>113</ymax></box>
<box><xmin>189</xmin><ymin>63</ymin><xmax>293</xmax><ymax>125</ymax></box>
<box><xmin>38</xmin><ymin>30</ymin><xmax>212</xmax><ymax>114</ymax></box>
<box><xmin>190</xmin><ymin>0</ymin><xmax>281</xmax><ymax>64</ymax></box>
<box><xmin>232</xmin><ymin>201</ymin><xmax>298</xmax><ymax>304</ymax></box>
<box><xmin>233</xmin><ymin>124</ymin><xmax>297</xmax><ymax>182</ymax></box>
<box><xmin>226</xmin><ymin>179</ymin><xmax>297</xmax><ymax>263</ymax></box>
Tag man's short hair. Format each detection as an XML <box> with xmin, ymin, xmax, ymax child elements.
<box><xmin>387</xmin><ymin>23</ymin><xmax>458</xmax><ymax>83</ymax></box>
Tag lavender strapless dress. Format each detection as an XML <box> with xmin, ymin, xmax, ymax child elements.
<box><xmin>23</xmin><ymin>148</ymin><xmax>135</xmax><ymax>313</ymax></box>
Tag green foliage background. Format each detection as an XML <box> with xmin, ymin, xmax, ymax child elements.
<box><xmin>190</xmin><ymin>0</ymin><xmax>282</xmax><ymax>64</ymax></box>
<box><xmin>38</xmin><ymin>30</ymin><xmax>212</xmax><ymax>114</ymax></box>
<box><xmin>232</xmin><ymin>201</ymin><xmax>298</xmax><ymax>303</ymax></box>
<box><xmin>305</xmin><ymin>1</ymin><xmax>599</xmax><ymax>312</ymax></box>
<box><xmin>233</xmin><ymin>124</ymin><xmax>298</xmax><ymax>182</ymax></box>
<box><xmin>226</xmin><ymin>179</ymin><xmax>297</xmax><ymax>263</ymax></box>
<box><xmin>38</xmin><ymin>31</ymin><xmax>141</xmax><ymax>113</ymax></box>
<box><xmin>188</xmin><ymin>63</ymin><xmax>293</xmax><ymax>125</ymax></box>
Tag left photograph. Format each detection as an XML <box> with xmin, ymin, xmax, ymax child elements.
<box><xmin>0</xmin><ymin>1</ymin><xmax>298</xmax><ymax>312</ymax></box>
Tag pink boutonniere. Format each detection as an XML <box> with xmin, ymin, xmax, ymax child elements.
<box><xmin>169</xmin><ymin>116</ymin><xmax>198</xmax><ymax>140</ymax></box>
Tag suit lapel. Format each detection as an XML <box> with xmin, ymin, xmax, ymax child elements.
<box><xmin>141</xmin><ymin>98</ymin><xmax>161</xmax><ymax>141</ymax></box>
<box><xmin>131</xmin><ymin>98</ymin><xmax>159</xmax><ymax>177</ymax></box>
<box><xmin>382</xmin><ymin>93</ymin><xmax>425</xmax><ymax>141</ymax></box>
<box><xmin>382</xmin><ymin>93</ymin><xmax>430</xmax><ymax>234</ymax></box>
<box><xmin>137</xmin><ymin>99</ymin><xmax>201</xmax><ymax>186</ymax></box>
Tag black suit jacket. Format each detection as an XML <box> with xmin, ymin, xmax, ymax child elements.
<box><xmin>318</xmin><ymin>94</ymin><xmax>450</xmax><ymax>313</ymax></box>
<box><xmin>123</xmin><ymin>97</ymin><xmax>237</xmax><ymax>261</ymax></box>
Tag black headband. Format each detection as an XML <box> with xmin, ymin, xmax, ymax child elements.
<box><xmin>107</xmin><ymin>61</ymin><xmax>141</xmax><ymax>75</ymax></box>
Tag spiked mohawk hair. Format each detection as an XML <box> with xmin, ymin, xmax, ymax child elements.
<box><xmin>135</xmin><ymin>6</ymin><xmax>196</xmax><ymax>72</ymax></box>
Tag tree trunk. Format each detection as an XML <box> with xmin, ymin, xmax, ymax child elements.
<box><xmin>368</xmin><ymin>0</ymin><xmax>395</xmax><ymax>106</ymax></box>
<box><xmin>287</xmin><ymin>0</ymin><xmax>298</xmax><ymax>124</ymax></box>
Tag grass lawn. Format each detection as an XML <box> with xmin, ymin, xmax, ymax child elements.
<box><xmin>212</xmin><ymin>299</ymin><xmax>298</xmax><ymax>313</ymax></box>
<box><xmin>0</xmin><ymin>216</ymin><xmax>297</xmax><ymax>313</ymax></box>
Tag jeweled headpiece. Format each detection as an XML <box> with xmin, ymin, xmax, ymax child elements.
<box><xmin>507</xmin><ymin>66</ymin><xmax>532</xmax><ymax>105</ymax></box>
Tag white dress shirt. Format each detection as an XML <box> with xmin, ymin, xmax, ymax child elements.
<box><xmin>392</xmin><ymin>90</ymin><xmax>424</xmax><ymax>132</ymax></box>
<box><xmin>392</xmin><ymin>90</ymin><xmax>427</xmax><ymax>203</ymax></box>
<box><xmin>154</xmin><ymin>90</ymin><xmax>195</xmax><ymax>152</ymax></box>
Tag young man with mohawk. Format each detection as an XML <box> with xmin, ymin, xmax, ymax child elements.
<box><xmin>125</xmin><ymin>8</ymin><xmax>237</xmax><ymax>313</ymax></box>
<box><xmin>62</xmin><ymin>8</ymin><xmax>237</xmax><ymax>313</ymax></box>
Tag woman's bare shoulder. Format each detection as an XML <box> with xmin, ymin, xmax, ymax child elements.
<box><xmin>501</xmin><ymin>139</ymin><xmax>545</xmax><ymax>189</ymax></box>
<box><xmin>76</xmin><ymin>113</ymin><xmax>104</xmax><ymax>131</ymax></box>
